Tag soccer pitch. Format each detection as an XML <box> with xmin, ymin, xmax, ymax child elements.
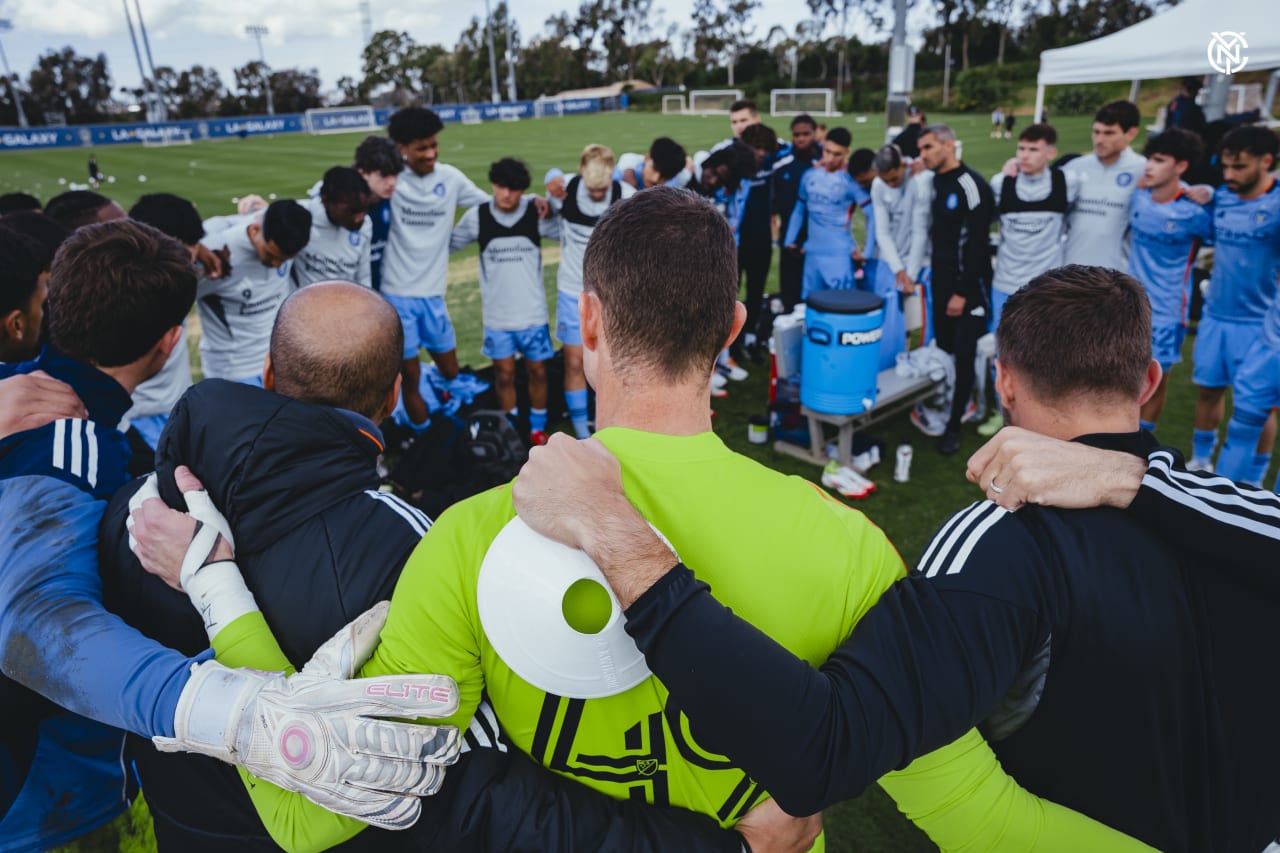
<box><xmin>13</xmin><ymin>110</ymin><xmax>1204</xmax><ymax>852</ymax></box>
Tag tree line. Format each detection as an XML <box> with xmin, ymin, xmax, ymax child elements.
<box><xmin>0</xmin><ymin>0</ymin><xmax>1170</xmax><ymax>127</ymax></box>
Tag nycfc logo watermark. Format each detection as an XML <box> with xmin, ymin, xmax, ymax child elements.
<box><xmin>1207</xmin><ymin>32</ymin><xmax>1248</xmax><ymax>75</ymax></box>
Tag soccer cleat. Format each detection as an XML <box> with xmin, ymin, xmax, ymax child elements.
<box><xmin>711</xmin><ymin>371</ymin><xmax>728</xmax><ymax>390</ymax></box>
<box><xmin>717</xmin><ymin>360</ymin><xmax>749</xmax><ymax>382</ymax></box>
<box><xmin>938</xmin><ymin>429</ymin><xmax>961</xmax><ymax>456</ymax></box>
<box><xmin>977</xmin><ymin>411</ymin><xmax>1004</xmax><ymax>437</ymax></box>
<box><xmin>960</xmin><ymin>400</ymin><xmax>980</xmax><ymax>424</ymax></box>
<box><xmin>529</xmin><ymin>430</ymin><xmax>549</xmax><ymax>447</ymax></box>
<box><xmin>821</xmin><ymin>460</ymin><xmax>876</xmax><ymax>499</ymax></box>
<box><xmin>910</xmin><ymin>405</ymin><xmax>946</xmax><ymax>438</ymax></box>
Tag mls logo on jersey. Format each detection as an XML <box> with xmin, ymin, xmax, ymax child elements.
<box><xmin>636</xmin><ymin>759</ymin><xmax>659</xmax><ymax>777</ymax></box>
<box><xmin>348</xmin><ymin>231</ymin><xmax>361</xmax><ymax>246</ymax></box>
<box><xmin>433</xmin><ymin>183</ymin><xmax>447</xmax><ymax>198</ymax></box>
<box><xmin>945</xmin><ymin>193</ymin><xmax>959</xmax><ymax>210</ymax></box>
<box><xmin>1116</xmin><ymin>173</ymin><xmax>1134</xmax><ymax>187</ymax></box>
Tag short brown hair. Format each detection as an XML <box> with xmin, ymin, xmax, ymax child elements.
<box><xmin>47</xmin><ymin>219</ymin><xmax>195</xmax><ymax>367</ymax></box>
<box><xmin>269</xmin><ymin>282</ymin><xmax>404</xmax><ymax>420</ymax></box>
<box><xmin>997</xmin><ymin>265</ymin><xmax>1151</xmax><ymax>403</ymax></box>
<box><xmin>1019</xmin><ymin>123</ymin><xmax>1057</xmax><ymax>146</ymax></box>
<box><xmin>583</xmin><ymin>187</ymin><xmax>737</xmax><ymax>381</ymax></box>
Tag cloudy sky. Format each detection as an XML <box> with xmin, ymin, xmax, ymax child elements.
<box><xmin>0</xmin><ymin>0</ymin><xmax>917</xmax><ymax>98</ymax></box>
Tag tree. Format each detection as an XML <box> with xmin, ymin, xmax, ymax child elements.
<box><xmin>27</xmin><ymin>47</ymin><xmax>112</xmax><ymax>124</ymax></box>
<box><xmin>169</xmin><ymin>65</ymin><xmax>223</xmax><ymax>118</ymax></box>
<box><xmin>229</xmin><ymin>59</ymin><xmax>270</xmax><ymax>114</ymax></box>
<box><xmin>360</xmin><ymin>30</ymin><xmax>434</xmax><ymax>99</ymax></box>
<box><xmin>691</xmin><ymin>0</ymin><xmax>730</xmax><ymax>72</ymax></box>
<box><xmin>269</xmin><ymin>68</ymin><xmax>323</xmax><ymax>114</ymax></box>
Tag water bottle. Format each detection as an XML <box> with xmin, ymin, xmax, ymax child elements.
<box><xmin>894</xmin><ymin>444</ymin><xmax>913</xmax><ymax>483</ymax></box>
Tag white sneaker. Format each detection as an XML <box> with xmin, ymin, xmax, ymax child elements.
<box><xmin>910</xmin><ymin>404</ymin><xmax>946</xmax><ymax>437</ymax></box>
<box><xmin>1188</xmin><ymin>457</ymin><xmax>1215</xmax><ymax>473</ymax></box>
<box><xmin>852</xmin><ymin>445</ymin><xmax>881</xmax><ymax>473</ymax></box>
<box><xmin>711</xmin><ymin>371</ymin><xmax>728</xmax><ymax>390</ymax></box>
<box><xmin>821</xmin><ymin>461</ymin><xmax>876</xmax><ymax>498</ymax></box>
<box><xmin>717</xmin><ymin>360</ymin><xmax>749</xmax><ymax>382</ymax></box>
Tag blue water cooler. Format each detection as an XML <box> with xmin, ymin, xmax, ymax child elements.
<box><xmin>801</xmin><ymin>290</ymin><xmax>885</xmax><ymax>415</ymax></box>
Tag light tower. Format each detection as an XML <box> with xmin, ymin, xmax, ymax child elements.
<box><xmin>245</xmin><ymin>24</ymin><xmax>276</xmax><ymax>115</ymax></box>
<box><xmin>484</xmin><ymin>0</ymin><xmax>500</xmax><ymax>104</ymax></box>
<box><xmin>0</xmin><ymin>19</ymin><xmax>29</xmax><ymax>128</ymax></box>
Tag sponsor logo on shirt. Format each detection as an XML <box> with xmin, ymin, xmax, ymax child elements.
<box><xmin>1116</xmin><ymin>172</ymin><xmax>1134</xmax><ymax>187</ymax></box>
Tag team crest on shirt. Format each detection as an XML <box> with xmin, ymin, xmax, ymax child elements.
<box><xmin>242</xmin><ymin>288</ymin><xmax>252</xmax><ymax>299</ymax></box>
<box><xmin>382</xmin><ymin>207</ymin><xmax>391</xmax><ymax>223</ymax></box>
<box><xmin>1257</xmin><ymin>212</ymin><xmax>1270</xmax><ymax>225</ymax></box>
<box><xmin>349</xmin><ymin>231</ymin><xmax>361</xmax><ymax>246</ymax></box>
<box><xmin>1165</xmin><ymin>220</ymin><xmax>1178</xmax><ymax>232</ymax></box>
<box><xmin>276</xmin><ymin>264</ymin><xmax>289</xmax><ymax>278</ymax></box>
<box><xmin>433</xmin><ymin>183</ymin><xmax>447</xmax><ymax>197</ymax></box>
<box><xmin>946</xmin><ymin>193</ymin><xmax>958</xmax><ymax>210</ymax></box>
<box><xmin>1116</xmin><ymin>173</ymin><xmax>1134</xmax><ymax>187</ymax></box>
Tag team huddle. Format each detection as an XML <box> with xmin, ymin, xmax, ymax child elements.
<box><xmin>1</xmin><ymin>97</ymin><xmax>1280</xmax><ymax>853</ymax></box>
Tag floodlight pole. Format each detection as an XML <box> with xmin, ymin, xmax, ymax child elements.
<box><xmin>134</xmin><ymin>0</ymin><xmax>167</xmax><ymax>120</ymax></box>
<box><xmin>246</xmin><ymin>24</ymin><xmax>276</xmax><ymax>115</ymax></box>
<box><xmin>0</xmin><ymin>20</ymin><xmax>28</xmax><ymax>128</ymax></box>
<box><xmin>122</xmin><ymin>0</ymin><xmax>157</xmax><ymax>122</ymax></box>
<box><xmin>484</xmin><ymin>0</ymin><xmax>500</xmax><ymax>104</ymax></box>
<box><xmin>505</xmin><ymin>4</ymin><xmax>517</xmax><ymax>103</ymax></box>
<box><xmin>885</xmin><ymin>0</ymin><xmax>909</xmax><ymax>135</ymax></box>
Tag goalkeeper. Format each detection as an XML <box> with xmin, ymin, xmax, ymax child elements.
<box><xmin>135</xmin><ymin>191</ymin><xmax>1152</xmax><ymax>852</ymax></box>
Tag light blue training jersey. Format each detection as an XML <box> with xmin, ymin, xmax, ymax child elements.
<box><xmin>784</xmin><ymin>168</ymin><xmax>869</xmax><ymax>256</ymax></box>
<box><xmin>1127</xmin><ymin>188</ymin><xmax>1213</xmax><ymax>325</ymax></box>
<box><xmin>1204</xmin><ymin>179</ymin><xmax>1280</xmax><ymax>323</ymax></box>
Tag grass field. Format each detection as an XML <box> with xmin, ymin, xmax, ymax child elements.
<box><xmin>10</xmin><ymin>109</ymin><xmax>1219</xmax><ymax>852</ymax></box>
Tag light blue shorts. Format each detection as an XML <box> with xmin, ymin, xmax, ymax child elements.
<box><xmin>1151</xmin><ymin>321</ymin><xmax>1187</xmax><ymax>373</ymax></box>
<box><xmin>801</xmin><ymin>253</ymin><xmax>856</xmax><ymax>301</ymax></box>
<box><xmin>556</xmin><ymin>291</ymin><xmax>582</xmax><ymax>346</ymax></box>
<box><xmin>385</xmin><ymin>293</ymin><xmax>456</xmax><ymax>358</ymax></box>
<box><xmin>484</xmin><ymin>324</ymin><xmax>554</xmax><ymax>362</ymax></box>
<box><xmin>1192</xmin><ymin>314</ymin><xmax>1261</xmax><ymax>388</ymax></box>
<box><xmin>1231</xmin><ymin>337</ymin><xmax>1280</xmax><ymax>422</ymax></box>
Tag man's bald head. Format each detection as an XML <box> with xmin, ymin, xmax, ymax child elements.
<box><xmin>268</xmin><ymin>281</ymin><xmax>404</xmax><ymax>420</ymax></box>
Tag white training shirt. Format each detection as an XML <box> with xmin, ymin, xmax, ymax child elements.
<box><xmin>125</xmin><ymin>324</ymin><xmax>193</xmax><ymax>420</ymax></box>
<box><xmin>989</xmin><ymin>168</ymin><xmax>1084</xmax><ymax>295</ymax></box>
<box><xmin>550</xmin><ymin>178</ymin><xmax>636</xmax><ymax>297</ymax></box>
<box><xmin>870</xmin><ymin>174</ymin><xmax>925</xmax><ymax>278</ymax></box>
<box><xmin>380</xmin><ymin>163</ymin><xmax>490</xmax><ymax>300</ymax></box>
<box><xmin>1062</xmin><ymin>148</ymin><xmax>1146</xmax><ymax>270</ymax></box>
<box><xmin>449</xmin><ymin>196</ymin><xmax>559</xmax><ymax>331</ymax></box>
<box><xmin>291</xmin><ymin>195</ymin><xmax>372</xmax><ymax>288</ymax></box>
<box><xmin>196</xmin><ymin>222</ymin><xmax>293</xmax><ymax>382</ymax></box>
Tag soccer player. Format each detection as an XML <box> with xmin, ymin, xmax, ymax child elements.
<box><xmin>1189</xmin><ymin>125</ymin><xmax>1280</xmax><ymax>472</ymax></box>
<box><xmin>294</xmin><ymin>167</ymin><xmax>374</xmax><ymax>289</ymax></box>
<box><xmin>125</xmin><ymin>193</ymin><xmax>223</xmax><ymax>451</ymax></box>
<box><xmin>783</xmin><ymin>127</ymin><xmax>868</xmax><ymax>300</ymax></box>
<box><xmin>449</xmin><ymin>158</ymin><xmax>559</xmax><ymax>445</ymax></box>
<box><xmin>610</xmin><ymin>137</ymin><xmax>692</xmax><ymax>190</ymax></box>
<box><xmin>729</xmin><ymin>98</ymin><xmax>759</xmax><ymax>139</ymax></box>
<box><xmin>1125</xmin><ymin>129</ymin><xmax>1212</xmax><ymax>435</ymax></box>
<box><xmin>891</xmin><ymin>104</ymin><xmax>925</xmax><ymax>158</ymax></box>
<box><xmin>353</xmin><ymin>135</ymin><xmax>403</xmax><ymax>291</ymax></box>
<box><xmin>145</xmin><ymin>187</ymin><xmax>1143</xmax><ymax>853</ymax></box>
<box><xmin>990</xmin><ymin>106</ymin><xmax>1005</xmax><ymax>138</ymax></box>
<box><xmin>736</xmin><ymin>122</ymin><xmax>792</xmax><ymax>361</ymax></box>
<box><xmin>381</xmin><ymin>107</ymin><xmax>490</xmax><ymax>428</ymax></box>
<box><xmin>44</xmin><ymin>190</ymin><xmax>126</xmax><ymax>230</ymax></box>
<box><xmin>198</xmin><ymin>199</ymin><xmax>311</xmax><ymax>383</ymax></box>
<box><xmin>916</xmin><ymin>124</ymin><xmax>995</xmax><ymax>455</ymax></box>
<box><xmin>0</xmin><ymin>192</ymin><xmax>41</xmax><ymax>215</ymax></box>
<box><xmin>773</xmin><ymin>114</ymin><xmax>821</xmax><ymax>311</ymax></box>
<box><xmin>547</xmin><ymin>144</ymin><xmax>634</xmax><ymax>439</ymax></box>
<box><xmin>981</xmin><ymin>123</ymin><xmax>1081</xmax><ymax>435</ymax></box>
<box><xmin>868</xmin><ymin>144</ymin><xmax>928</xmax><ymax>369</ymax></box>
<box><xmin>0</xmin><ymin>221</ymin><xmax>456</xmax><ymax>849</ymax></box>
<box><xmin>0</xmin><ymin>226</ymin><xmax>49</xmax><ymax>363</ymax></box>
<box><xmin>517</xmin><ymin>266</ymin><xmax>1273</xmax><ymax>852</ymax></box>
<box><xmin>1061</xmin><ymin>101</ymin><xmax>1146</xmax><ymax>269</ymax></box>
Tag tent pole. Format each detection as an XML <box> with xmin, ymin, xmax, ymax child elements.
<box><xmin>1128</xmin><ymin>80</ymin><xmax>1140</xmax><ymax>103</ymax></box>
<box><xmin>1034</xmin><ymin>84</ymin><xmax>1044</xmax><ymax>123</ymax></box>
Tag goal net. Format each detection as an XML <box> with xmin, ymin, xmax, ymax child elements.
<box><xmin>662</xmin><ymin>95</ymin><xmax>686</xmax><ymax>114</ymax></box>
<box><xmin>688</xmin><ymin>89</ymin><xmax>744</xmax><ymax>115</ymax></box>
<box><xmin>534</xmin><ymin>98</ymin><xmax>564</xmax><ymax>118</ymax></box>
<box><xmin>770</xmin><ymin>89</ymin><xmax>836</xmax><ymax>116</ymax></box>
<box><xmin>302</xmin><ymin>105</ymin><xmax>379</xmax><ymax>135</ymax></box>
<box><xmin>141</xmin><ymin>129</ymin><xmax>193</xmax><ymax>147</ymax></box>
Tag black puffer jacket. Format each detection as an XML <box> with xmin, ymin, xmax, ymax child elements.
<box><xmin>99</xmin><ymin>379</ymin><xmax>740</xmax><ymax>853</ymax></box>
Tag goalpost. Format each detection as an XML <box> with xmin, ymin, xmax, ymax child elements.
<box><xmin>302</xmin><ymin>105</ymin><xmax>379</xmax><ymax>135</ymax></box>
<box><xmin>687</xmin><ymin>89</ymin><xmax>744</xmax><ymax>115</ymax></box>
<box><xmin>141</xmin><ymin>129</ymin><xmax>193</xmax><ymax>147</ymax></box>
<box><xmin>770</xmin><ymin>89</ymin><xmax>837</xmax><ymax>117</ymax></box>
<box><xmin>662</xmin><ymin>94</ymin><xmax>686</xmax><ymax>114</ymax></box>
<box><xmin>534</xmin><ymin>98</ymin><xmax>564</xmax><ymax>118</ymax></box>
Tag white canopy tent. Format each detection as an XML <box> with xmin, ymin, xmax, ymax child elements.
<box><xmin>1034</xmin><ymin>0</ymin><xmax>1280</xmax><ymax>122</ymax></box>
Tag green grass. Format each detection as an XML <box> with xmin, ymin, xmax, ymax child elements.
<box><xmin>5</xmin><ymin>110</ymin><xmax>1213</xmax><ymax>851</ymax></box>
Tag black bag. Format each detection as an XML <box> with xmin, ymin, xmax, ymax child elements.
<box><xmin>387</xmin><ymin>410</ymin><xmax>528</xmax><ymax>518</ymax></box>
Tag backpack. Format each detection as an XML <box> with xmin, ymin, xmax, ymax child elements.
<box><xmin>388</xmin><ymin>410</ymin><xmax>528</xmax><ymax>518</ymax></box>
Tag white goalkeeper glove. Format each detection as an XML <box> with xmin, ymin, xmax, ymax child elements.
<box><xmin>156</xmin><ymin>602</ymin><xmax>462</xmax><ymax>830</ymax></box>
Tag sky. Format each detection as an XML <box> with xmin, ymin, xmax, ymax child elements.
<box><xmin>0</xmin><ymin>0</ymin><xmax>920</xmax><ymax>100</ymax></box>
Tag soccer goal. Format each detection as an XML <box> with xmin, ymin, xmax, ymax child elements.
<box><xmin>688</xmin><ymin>89</ymin><xmax>744</xmax><ymax>115</ymax></box>
<box><xmin>141</xmin><ymin>129</ymin><xmax>193</xmax><ymax>147</ymax></box>
<box><xmin>770</xmin><ymin>89</ymin><xmax>837</xmax><ymax>117</ymax></box>
<box><xmin>534</xmin><ymin>98</ymin><xmax>564</xmax><ymax>118</ymax></box>
<box><xmin>662</xmin><ymin>94</ymin><xmax>686</xmax><ymax>114</ymax></box>
<box><xmin>302</xmin><ymin>105</ymin><xmax>379</xmax><ymax>135</ymax></box>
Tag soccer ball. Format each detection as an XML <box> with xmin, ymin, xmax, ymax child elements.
<box><xmin>138</xmin><ymin>175</ymin><xmax>148</xmax><ymax>183</ymax></box>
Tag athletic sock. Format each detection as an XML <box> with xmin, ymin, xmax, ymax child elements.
<box><xmin>565</xmin><ymin>388</ymin><xmax>591</xmax><ymax>439</ymax></box>
<box><xmin>1247</xmin><ymin>452</ymin><xmax>1272</xmax><ymax>488</ymax></box>
<box><xmin>1192</xmin><ymin>428</ymin><xmax>1218</xmax><ymax>465</ymax></box>
<box><xmin>1140</xmin><ymin>419</ymin><xmax>1157</xmax><ymax>434</ymax></box>
<box><xmin>530</xmin><ymin>408</ymin><xmax>548</xmax><ymax>434</ymax></box>
<box><xmin>1216</xmin><ymin>422</ymin><xmax>1260</xmax><ymax>481</ymax></box>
